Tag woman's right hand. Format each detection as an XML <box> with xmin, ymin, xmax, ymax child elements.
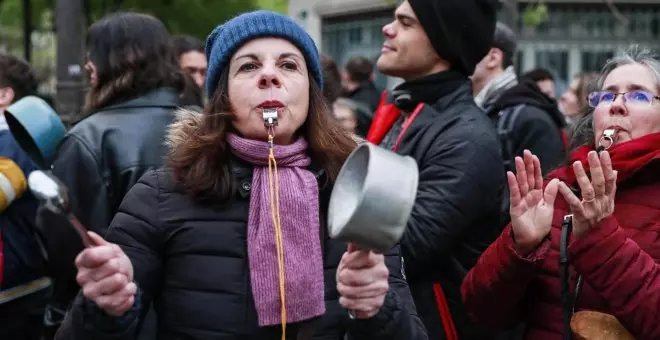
<box><xmin>75</xmin><ymin>231</ymin><xmax>137</xmax><ymax>316</ymax></box>
<box><xmin>508</xmin><ymin>150</ymin><xmax>561</xmax><ymax>254</ymax></box>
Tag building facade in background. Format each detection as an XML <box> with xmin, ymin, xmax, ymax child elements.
<box><xmin>289</xmin><ymin>0</ymin><xmax>660</xmax><ymax>95</ymax></box>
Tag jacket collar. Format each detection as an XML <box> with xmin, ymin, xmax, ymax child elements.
<box><xmin>230</xmin><ymin>158</ymin><xmax>327</xmax><ymax>199</ymax></box>
<box><xmin>101</xmin><ymin>88</ymin><xmax>181</xmax><ymax>112</ymax></box>
<box><xmin>422</xmin><ymin>81</ymin><xmax>476</xmax><ymax>120</ymax></box>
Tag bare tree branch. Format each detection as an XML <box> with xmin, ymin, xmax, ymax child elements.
<box><xmin>604</xmin><ymin>0</ymin><xmax>628</xmax><ymax>25</ymax></box>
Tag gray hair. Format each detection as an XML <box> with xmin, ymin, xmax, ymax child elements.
<box><xmin>568</xmin><ymin>44</ymin><xmax>660</xmax><ymax>154</ymax></box>
<box><xmin>597</xmin><ymin>45</ymin><xmax>660</xmax><ymax>90</ymax></box>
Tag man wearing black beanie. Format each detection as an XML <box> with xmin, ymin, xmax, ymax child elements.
<box><xmin>366</xmin><ymin>0</ymin><xmax>505</xmax><ymax>339</ymax></box>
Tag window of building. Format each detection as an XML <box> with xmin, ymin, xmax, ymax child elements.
<box><xmin>581</xmin><ymin>51</ymin><xmax>614</xmax><ymax>73</ymax></box>
<box><xmin>515</xmin><ymin>50</ymin><xmax>524</xmax><ymax>74</ymax></box>
<box><xmin>535</xmin><ymin>50</ymin><xmax>569</xmax><ymax>96</ymax></box>
<box><xmin>322</xmin><ymin>13</ymin><xmax>393</xmax><ymax>90</ymax></box>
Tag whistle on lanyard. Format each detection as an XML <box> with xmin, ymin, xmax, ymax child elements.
<box><xmin>263</xmin><ymin>108</ymin><xmax>278</xmax><ymax>127</ymax></box>
<box><xmin>597</xmin><ymin>128</ymin><xmax>617</xmax><ymax>151</ymax></box>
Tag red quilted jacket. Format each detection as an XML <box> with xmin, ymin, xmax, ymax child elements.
<box><xmin>461</xmin><ymin>158</ymin><xmax>660</xmax><ymax>339</ymax></box>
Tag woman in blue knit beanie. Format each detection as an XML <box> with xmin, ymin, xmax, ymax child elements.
<box><xmin>56</xmin><ymin>10</ymin><xmax>427</xmax><ymax>340</ymax></box>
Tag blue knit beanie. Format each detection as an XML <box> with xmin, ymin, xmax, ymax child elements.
<box><xmin>205</xmin><ymin>10</ymin><xmax>323</xmax><ymax>96</ymax></box>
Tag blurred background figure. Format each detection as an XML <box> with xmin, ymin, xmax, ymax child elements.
<box><xmin>521</xmin><ymin>68</ymin><xmax>557</xmax><ymax>99</ymax></box>
<box><xmin>0</xmin><ymin>53</ymin><xmax>49</xmax><ymax>340</ymax></box>
<box><xmin>321</xmin><ymin>53</ymin><xmax>364</xmax><ymax>136</ymax></box>
<box><xmin>559</xmin><ymin>72</ymin><xmax>599</xmax><ymax>124</ymax></box>
<box><xmin>341</xmin><ymin>56</ymin><xmax>380</xmax><ymax>137</ymax></box>
<box><xmin>472</xmin><ymin>22</ymin><xmax>566</xmax><ymax>175</ymax></box>
<box><xmin>0</xmin><ymin>54</ymin><xmax>39</xmax><ymax>117</ymax></box>
<box><xmin>333</xmin><ymin>97</ymin><xmax>359</xmax><ymax>134</ymax></box>
<box><xmin>170</xmin><ymin>35</ymin><xmax>207</xmax><ymax>107</ymax></box>
<box><xmin>170</xmin><ymin>35</ymin><xmax>207</xmax><ymax>89</ymax></box>
<box><xmin>321</xmin><ymin>53</ymin><xmax>343</xmax><ymax>106</ymax></box>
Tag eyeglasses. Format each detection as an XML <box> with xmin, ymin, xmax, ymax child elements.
<box><xmin>588</xmin><ymin>90</ymin><xmax>660</xmax><ymax>108</ymax></box>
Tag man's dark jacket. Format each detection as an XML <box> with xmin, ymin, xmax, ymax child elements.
<box><xmin>371</xmin><ymin>72</ymin><xmax>505</xmax><ymax>339</ymax></box>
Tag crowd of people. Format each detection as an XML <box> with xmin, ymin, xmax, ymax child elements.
<box><xmin>0</xmin><ymin>0</ymin><xmax>658</xmax><ymax>339</ymax></box>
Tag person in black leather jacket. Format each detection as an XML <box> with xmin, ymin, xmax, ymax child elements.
<box><xmin>54</xmin><ymin>11</ymin><xmax>427</xmax><ymax>340</ymax></box>
<box><xmin>51</xmin><ymin>12</ymin><xmax>186</xmax><ymax>237</ymax></box>
<box><xmin>47</xmin><ymin>14</ymin><xmax>186</xmax><ymax>334</ymax></box>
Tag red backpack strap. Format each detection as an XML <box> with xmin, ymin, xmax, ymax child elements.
<box><xmin>366</xmin><ymin>90</ymin><xmax>401</xmax><ymax>145</ymax></box>
<box><xmin>433</xmin><ymin>283</ymin><xmax>459</xmax><ymax>340</ymax></box>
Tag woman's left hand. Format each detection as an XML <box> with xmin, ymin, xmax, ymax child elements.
<box><xmin>558</xmin><ymin>150</ymin><xmax>617</xmax><ymax>237</ymax></box>
<box><xmin>336</xmin><ymin>243</ymin><xmax>389</xmax><ymax>319</ymax></box>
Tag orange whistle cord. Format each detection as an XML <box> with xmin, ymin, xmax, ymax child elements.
<box><xmin>267</xmin><ymin>134</ymin><xmax>287</xmax><ymax>340</ymax></box>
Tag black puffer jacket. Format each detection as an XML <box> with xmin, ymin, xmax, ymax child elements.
<box><xmin>375</xmin><ymin>76</ymin><xmax>505</xmax><ymax>339</ymax></box>
<box><xmin>54</xmin><ymin>112</ymin><xmax>427</xmax><ymax>340</ymax></box>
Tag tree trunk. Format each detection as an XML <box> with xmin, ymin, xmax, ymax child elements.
<box><xmin>55</xmin><ymin>0</ymin><xmax>86</xmax><ymax>125</ymax></box>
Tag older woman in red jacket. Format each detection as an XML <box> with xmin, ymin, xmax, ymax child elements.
<box><xmin>461</xmin><ymin>45</ymin><xmax>660</xmax><ymax>339</ymax></box>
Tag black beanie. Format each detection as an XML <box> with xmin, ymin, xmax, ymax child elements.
<box><xmin>408</xmin><ymin>0</ymin><xmax>498</xmax><ymax>76</ymax></box>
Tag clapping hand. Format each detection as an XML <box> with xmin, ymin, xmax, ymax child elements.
<box><xmin>336</xmin><ymin>243</ymin><xmax>389</xmax><ymax>319</ymax></box>
<box><xmin>558</xmin><ymin>151</ymin><xmax>617</xmax><ymax>237</ymax></box>
<box><xmin>508</xmin><ymin>150</ymin><xmax>561</xmax><ymax>254</ymax></box>
<box><xmin>75</xmin><ymin>232</ymin><xmax>136</xmax><ymax>316</ymax></box>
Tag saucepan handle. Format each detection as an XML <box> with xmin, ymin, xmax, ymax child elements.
<box><xmin>67</xmin><ymin>213</ymin><xmax>95</xmax><ymax>248</ymax></box>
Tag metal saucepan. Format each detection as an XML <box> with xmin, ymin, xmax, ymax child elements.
<box><xmin>327</xmin><ymin>142</ymin><xmax>419</xmax><ymax>253</ymax></box>
<box><xmin>4</xmin><ymin>95</ymin><xmax>66</xmax><ymax>169</ymax></box>
<box><xmin>28</xmin><ymin>170</ymin><xmax>93</xmax><ymax>247</ymax></box>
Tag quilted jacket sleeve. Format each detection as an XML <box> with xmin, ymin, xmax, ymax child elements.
<box><xmin>569</xmin><ymin>215</ymin><xmax>660</xmax><ymax>339</ymax></box>
<box><xmin>54</xmin><ymin>171</ymin><xmax>164</xmax><ymax>340</ymax></box>
<box><xmin>461</xmin><ymin>225</ymin><xmax>549</xmax><ymax>329</ymax></box>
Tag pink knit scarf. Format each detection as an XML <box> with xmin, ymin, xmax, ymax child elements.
<box><xmin>227</xmin><ymin>133</ymin><xmax>325</xmax><ymax>326</ymax></box>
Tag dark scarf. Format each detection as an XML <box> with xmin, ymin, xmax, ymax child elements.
<box><xmin>549</xmin><ymin>132</ymin><xmax>660</xmax><ymax>186</ymax></box>
<box><xmin>366</xmin><ymin>70</ymin><xmax>467</xmax><ymax>145</ymax></box>
<box><xmin>390</xmin><ymin>70</ymin><xmax>467</xmax><ymax>111</ymax></box>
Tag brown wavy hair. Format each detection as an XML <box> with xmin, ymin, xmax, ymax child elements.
<box><xmin>167</xmin><ymin>66</ymin><xmax>357</xmax><ymax>207</ymax></box>
<box><xmin>84</xmin><ymin>12</ymin><xmax>185</xmax><ymax>112</ymax></box>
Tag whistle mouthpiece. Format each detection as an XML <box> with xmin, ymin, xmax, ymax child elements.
<box><xmin>603</xmin><ymin>128</ymin><xmax>616</xmax><ymax>139</ymax></box>
<box><xmin>263</xmin><ymin>108</ymin><xmax>278</xmax><ymax>127</ymax></box>
<box><xmin>598</xmin><ymin>128</ymin><xmax>617</xmax><ymax>151</ymax></box>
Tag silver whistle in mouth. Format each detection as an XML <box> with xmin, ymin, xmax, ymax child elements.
<box><xmin>263</xmin><ymin>108</ymin><xmax>278</xmax><ymax>127</ymax></box>
<box><xmin>598</xmin><ymin>128</ymin><xmax>617</xmax><ymax>151</ymax></box>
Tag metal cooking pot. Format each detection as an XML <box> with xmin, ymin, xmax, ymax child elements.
<box><xmin>4</xmin><ymin>95</ymin><xmax>65</xmax><ymax>169</ymax></box>
<box><xmin>328</xmin><ymin>142</ymin><xmax>419</xmax><ymax>253</ymax></box>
